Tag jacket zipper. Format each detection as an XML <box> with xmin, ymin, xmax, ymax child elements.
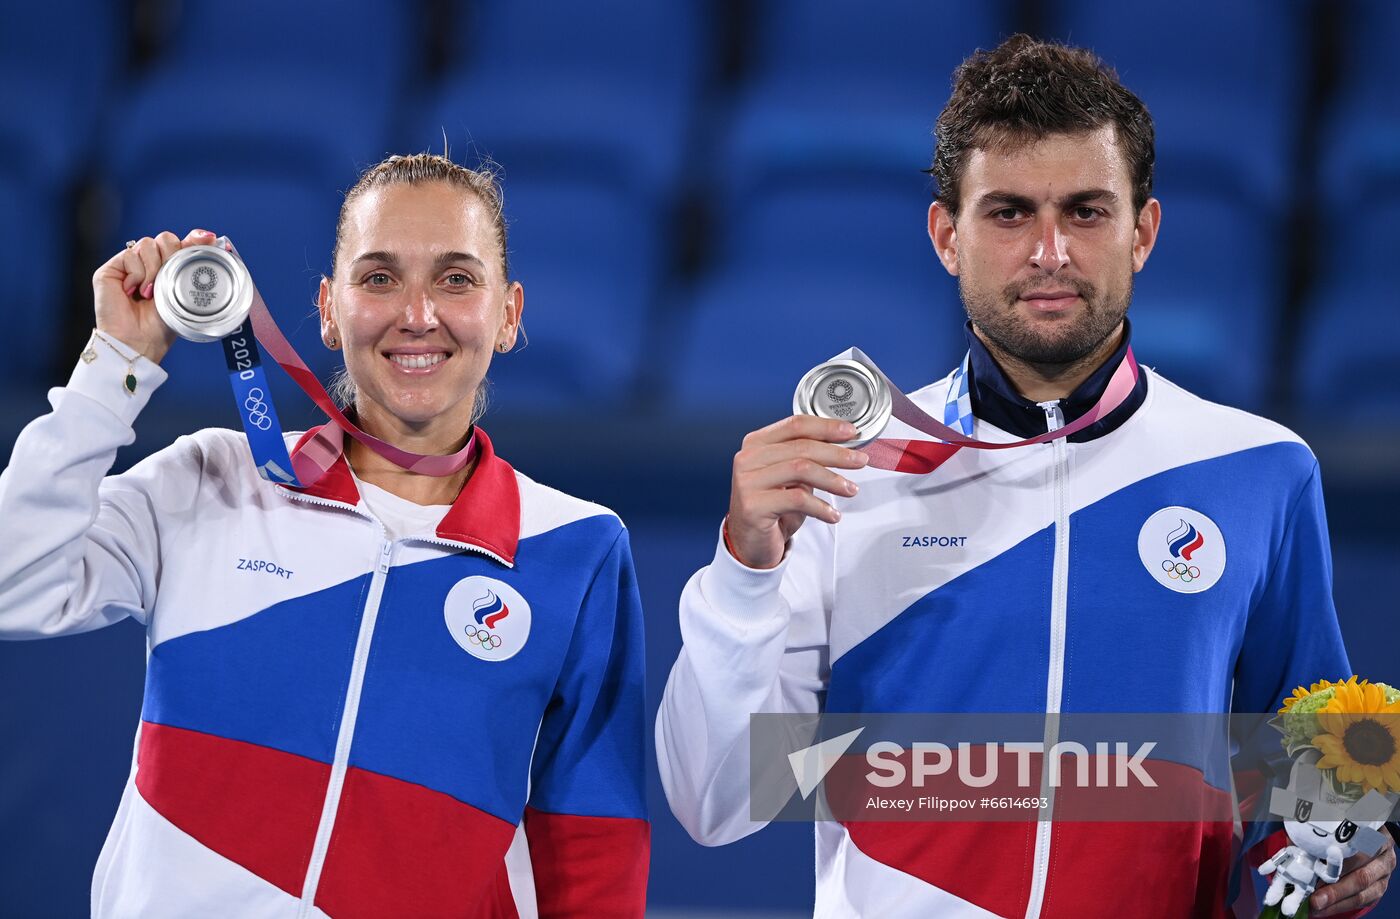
<box><xmin>295</xmin><ymin>535</ymin><xmax>393</xmax><ymax>916</ymax></box>
<box><xmin>272</xmin><ymin>490</ymin><xmax>389</xmax><ymax>917</ymax></box>
<box><xmin>1025</xmin><ymin>401</ymin><xmax>1069</xmax><ymax>919</ymax></box>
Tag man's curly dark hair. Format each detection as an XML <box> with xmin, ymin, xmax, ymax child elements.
<box><xmin>930</xmin><ymin>34</ymin><xmax>1156</xmax><ymax>219</ymax></box>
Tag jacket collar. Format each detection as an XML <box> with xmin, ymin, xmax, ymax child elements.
<box><xmin>281</xmin><ymin>424</ymin><xmax>520</xmax><ymax>565</ymax></box>
<box><xmin>963</xmin><ymin>317</ymin><xmax>1148</xmax><ymax>443</ymax></box>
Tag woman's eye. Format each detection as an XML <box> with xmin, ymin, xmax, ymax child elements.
<box><xmin>445</xmin><ymin>273</ymin><xmax>471</xmax><ymax>286</ymax></box>
<box><xmin>366</xmin><ymin>272</ymin><xmax>392</xmax><ymax>286</ymax></box>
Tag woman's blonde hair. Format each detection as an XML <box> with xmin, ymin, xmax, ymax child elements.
<box><xmin>330</xmin><ymin>151</ymin><xmax>510</xmax><ymax>278</ymax></box>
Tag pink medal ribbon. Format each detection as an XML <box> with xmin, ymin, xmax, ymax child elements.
<box><xmin>797</xmin><ymin>346</ymin><xmax>1140</xmax><ymax>476</ymax></box>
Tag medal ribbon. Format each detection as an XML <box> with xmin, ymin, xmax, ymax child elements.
<box><xmin>850</xmin><ymin>345</ymin><xmax>1139</xmax><ymax>474</ymax></box>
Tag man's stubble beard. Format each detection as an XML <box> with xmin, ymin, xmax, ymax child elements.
<box><xmin>960</xmin><ymin>266</ymin><xmax>1134</xmax><ymax>368</ymax></box>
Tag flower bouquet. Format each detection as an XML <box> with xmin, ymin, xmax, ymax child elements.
<box><xmin>1257</xmin><ymin>677</ymin><xmax>1399</xmax><ymax>918</ymax></box>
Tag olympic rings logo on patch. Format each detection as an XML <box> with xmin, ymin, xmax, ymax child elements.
<box><xmin>463</xmin><ymin>623</ymin><xmax>504</xmax><ymax>650</ymax></box>
<box><xmin>192</xmin><ymin>265</ymin><xmax>218</xmax><ymax>291</ymax></box>
<box><xmin>445</xmin><ymin>576</ymin><xmax>531</xmax><ymax>662</ymax></box>
<box><xmin>826</xmin><ymin>378</ymin><xmax>854</xmax><ymax>402</ymax></box>
<box><xmin>1139</xmin><ymin>507</ymin><xmax>1225</xmax><ymax>594</ymax></box>
<box><xmin>1161</xmin><ymin>559</ymin><xmax>1201</xmax><ymax>582</ymax></box>
<box><xmin>244</xmin><ymin>387</ymin><xmax>273</xmax><ymax>430</ymax></box>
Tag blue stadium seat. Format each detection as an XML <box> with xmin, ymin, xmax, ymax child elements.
<box><xmin>1047</xmin><ymin>0</ymin><xmax>1311</xmax><ymax>214</ymax></box>
<box><xmin>0</xmin><ymin>0</ymin><xmax>121</xmax><ymax>185</ymax></box>
<box><xmin>0</xmin><ymin>181</ymin><xmax>67</xmax><ymax>384</ymax></box>
<box><xmin>0</xmin><ymin>0</ymin><xmax>124</xmax><ymax>383</ymax></box>
<box><xmin>1319</xmin><ymin>0</ymin><xmax>1400</xmax><ymax>207</ymax></box>
<box><xmin>1298</xmin><ymin>196</ymin><xmax>1399</xmax><ymax>422</ymax></box>
<box><xmin>1298</xmin><ymin>283</ymin><xmax>1399</xmax><ymax>424</ymax></box>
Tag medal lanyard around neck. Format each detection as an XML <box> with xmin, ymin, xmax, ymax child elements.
<box><xmin>867</xmin><ymin>347</ymin><xmax>1138</xmax><ymax>474</ymax></box>
<box><xmin>798</xmin><ymin>346</ymin><xmax>1139</xmax><ymax>476</ymax></box>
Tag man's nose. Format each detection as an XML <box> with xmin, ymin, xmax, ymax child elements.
<box><xmin>1029</xmin><ymin>218</ymin><xmax>1070</xmax><ymax>273</ymax></box>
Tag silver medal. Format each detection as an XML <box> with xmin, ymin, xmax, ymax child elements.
<box><xmin>793</xmin><ymin>357</ymin><xmax>892</xmax><ymax>446</ymax></box>
<box><xmin>153</xmin><ymin>240</ymin><xmax>255</xmax><ymax>342</ymax></box>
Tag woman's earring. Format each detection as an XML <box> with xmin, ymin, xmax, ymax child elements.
<box><xmin>327</xmin><ymin>336</ymin><xmax>338</xmax><ymax>348</ymax></box>
<box><xmin>497</xmin><ymin>341</ymin><xmax>508</xmax><ymax>353</ymax></box>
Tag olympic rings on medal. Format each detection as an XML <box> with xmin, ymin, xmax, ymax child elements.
<box><xmin>463</xmin><ymin>623</ymin><xmax>504</xmax><ymax>650</ymax></box>
<box><xmin>244</xmin><ymin>386</ymin><xmax>273</xmax><ymax>431</ymax></box>
<box><xmin>1161</xmin><ymin>559</ymin><xmax>1201</xmax><ymax>582</ymax></box>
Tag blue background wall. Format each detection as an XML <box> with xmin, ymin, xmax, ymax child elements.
<box><xmin>2</xmin><ymin>1</ymin><xmax>1397</xmax><ymax>916</ymax></box>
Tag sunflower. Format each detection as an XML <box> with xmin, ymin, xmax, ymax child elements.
<box><xmin>1278</xmin><ymin>680</ymin><xmax>1342</xmax><ymax>754</ymax></box>
<box><xmin>1279</xmin><ymin>678</ymin><xmax>1342</xmax><ymax>713</ymax></box>
<box><xmin>1312</xmin><ymin>676</ymin><xmax>1400</xmax><ymax>796</ymax></box>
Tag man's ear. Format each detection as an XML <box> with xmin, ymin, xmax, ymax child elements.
<box><xmin>929</xmin><ymin>201</ymin><xmax>959</xmax><ymax>276</ymax></box>
<box><xmin>1132</xmin><ymin>198</ymin><xmax>1162</xmax><ymax>272</ymax></box>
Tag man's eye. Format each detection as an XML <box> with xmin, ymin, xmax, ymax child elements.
<box><xmin>1073</xmin><ymin>206</ymin><xmax>1101</xmax><ymax>220</ymax></box>
<box><xmin>366</xmin><ymin>272</ymin><xmax>392</xmax><ymax>286</ymax></box>
<box><xmin>993</xmin><ymin>208</ymin><xmax>1025</xmax><ymax>220</ymax></box>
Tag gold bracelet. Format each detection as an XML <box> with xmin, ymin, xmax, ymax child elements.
<box><xmin>81</xmin><ymin>330</ymin><xmax>140</xmax><ymax>396</ymax></box>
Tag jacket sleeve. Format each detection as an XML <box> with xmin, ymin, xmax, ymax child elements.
<box><xmin>523</xmin><ymin>526</ymin><xmax>649</xmax><ymax>918</ymax></box>
<box><xmin>1231</xmin><ymin>461</ymin><xmax>1377</xmax><ymax>917</ymax></box>
<box><xmin>654</xmin><ymin>515</ymin><xmax>834</xmax><ymax>847</ymax></box>
<box><xmin>0</xmin><ymin>340</ymin><xmax>175</xmax><ymax>639</ymax></box>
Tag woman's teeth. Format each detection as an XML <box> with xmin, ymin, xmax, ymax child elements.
<box><xmin>389</xmin><ymin>353</ymin><xmax>446</xmax><ymax>369</ymax></box>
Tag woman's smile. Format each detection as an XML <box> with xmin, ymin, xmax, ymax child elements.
<box><xmin>384</xmin><ymin>348</ymin><xmax>451</xmax><ymax>373</ymax></box>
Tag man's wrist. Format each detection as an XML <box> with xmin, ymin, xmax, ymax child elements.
<box><xmin>721</xmin><ymin>517</ymin><xmax>750</xmax><ymax>567</ymax></box>
<box><xmin>722</xmin><ymin>516</ymin><xmax>782</xmax><ymax>570</ymax></box>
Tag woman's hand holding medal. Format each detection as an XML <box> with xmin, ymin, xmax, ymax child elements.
<box><xmin>92</xmin><ymin>229</ymin><xmax>217</xmax><ymax>363</ymax></box>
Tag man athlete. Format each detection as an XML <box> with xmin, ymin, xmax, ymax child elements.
<box><xmin>656</xmin><ymin>34</ymin><xmax>1395</xmax><ymax>918</ymax></box>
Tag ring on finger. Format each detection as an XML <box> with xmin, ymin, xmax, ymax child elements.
<box><xmin>125</xmin><ymin>239</ymin><xmax>137</xmax><ymax>249</ymax></box>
